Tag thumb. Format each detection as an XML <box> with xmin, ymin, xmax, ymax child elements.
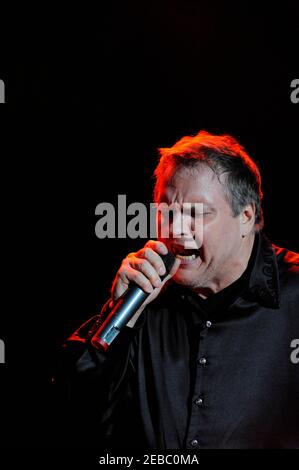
<box><xmin>169</xmin><ymin>256</ymin><xmax>181</xmax><ymax>277</ymax></box>
<box><xmin>160</xmin><ymin>256</ymin><xmax>181</xmax><ymax>286</ymax></box>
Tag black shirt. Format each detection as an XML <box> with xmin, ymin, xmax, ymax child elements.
<box><xmin>57</xmin><ymin>232</ymin><xmax>299</xmax><ymax>449</ymax></box>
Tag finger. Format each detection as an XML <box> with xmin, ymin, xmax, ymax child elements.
<box><xmin>135</xmin><ymin>247</ymin><xmax>167</xmax><ymax>276</ymax></box>
<box><xmin>111</xmin><ymin>271</ymin><xmax>128</xmax><ymax>301</ymax></box>
<box><xmin>118</xmin><ymin>266</ymin><xmax>154</xmax><ymax>294</ymax></box>
<box><xmin>145</xmin><ymin>240</ymin><xmax>168</xmax><ymax>255</ymax></box>
<box><xmin>129</xmin><ymin>258</ymin><xmax>162</xmax><ymax>288</ymax></box>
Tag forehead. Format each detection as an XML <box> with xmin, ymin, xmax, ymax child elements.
<box><xmin>158</xmin><ymin>164</ymin><xmax>227</xmax><ymax>206</ymax></box>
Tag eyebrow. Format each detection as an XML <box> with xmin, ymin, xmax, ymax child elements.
<box><xmin>158</xmin><ymin>192</ymin><xmax>213</xmax><ymax>206</ymax></box>
<box><xmin>156</xmin><ymin>199</ymin><xmax>215</xmax><ymax>214</ymax></box>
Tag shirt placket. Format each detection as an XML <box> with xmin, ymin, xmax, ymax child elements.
<box><xmin>185</xmin><ymin>318</ymin><xmax>212</xmax><ymax>449</ymax></box>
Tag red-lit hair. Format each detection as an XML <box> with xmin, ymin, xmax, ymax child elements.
<box><xmin>153</xmin><ymin>130</ymin><xmax>264</xmax><ymax>229</ymax></box>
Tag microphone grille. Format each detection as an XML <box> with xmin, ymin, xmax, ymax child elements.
<box><xmin>160</xmin><ymin>251</ymin><xmax>176</xmax><ymax>280</ymax></box>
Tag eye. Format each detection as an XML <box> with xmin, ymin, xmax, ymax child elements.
<box><xmin>190</xmin><ymin>207</ymin><xmax>209</xmax><ymax>218</ymax></box>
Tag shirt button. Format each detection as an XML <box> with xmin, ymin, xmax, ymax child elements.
<box><xmin>206</xmin><ymin>320</ymin><xmax>212</xmax><ymax>328</ymax></box>
<box><xmin>194</xmin><ymin>397</ymin><xmax>203</xmax><ymax>406</ymax></box>
<box><xmin>190</xmin><ymin>439</ymin><xmax>199</xmax><ymax>447</ymax></box>
<box><xmin>198</xmin><ymin>357</ymin><xmax>207</xmax><ymax>366</ymax></box>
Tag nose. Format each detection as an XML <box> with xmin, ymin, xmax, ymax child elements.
<box><xmin>171</xmin><ymin>209</ymin><xmax>187</xmax><ymax>238</ymax></box>
<box><xmin>170</xmin><ymin>205</ymin><xmax>203</xmax><ymax>249</ymax></box>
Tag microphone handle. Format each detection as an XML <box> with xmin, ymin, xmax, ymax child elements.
<box><xmin>90</xmin><ymin>286</ymin><xmax>149</xmax><ymax>351</ymax></box>
<box><xmin>90</xmin><ymin>251</ymin><xmax>175</xmax><ymax>351</ymax></box>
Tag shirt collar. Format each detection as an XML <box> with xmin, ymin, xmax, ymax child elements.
<box><xmin>246</xmin><ymin>231</ymin><xmax>280</xmax><ymax>308</ymax></box>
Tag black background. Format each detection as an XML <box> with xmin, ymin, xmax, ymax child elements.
<box><xmin>1</xmin><ymin>0</ymin><xmax>298</xmax><ymax>450</ymax></box>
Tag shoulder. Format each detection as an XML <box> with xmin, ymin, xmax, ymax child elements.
<box><xmin>272</xmin><ymin>244</ymin><xmax>299</xmax><ymax>299</ymax></box>
<box><xmin>273</xmin><ymin>244</ymin><xmax>299</xmax><ymax>274</ymax></box>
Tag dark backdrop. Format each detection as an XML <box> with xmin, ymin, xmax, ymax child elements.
<box><xmin>1</xmin><ymin>0</ymin><xmax>298</xmax><ymax>449</ymax></box>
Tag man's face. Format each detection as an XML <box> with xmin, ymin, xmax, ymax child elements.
<box><xmin>157</xmin><ymin>164</ymin><xmax>246</xmax><ymax>292</ymax></box>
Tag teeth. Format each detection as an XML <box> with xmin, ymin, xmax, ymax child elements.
<box><xmin>176</xmin><ymin>254</ymin><xmax>196</xmax><ymax>261</ymax></box>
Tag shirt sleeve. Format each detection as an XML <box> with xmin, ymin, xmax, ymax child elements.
<box><xmin>52</xmin><ymin>299</ymin><xmax>146</xmax><ymax>445</ymax></box>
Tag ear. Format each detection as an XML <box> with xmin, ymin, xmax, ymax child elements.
<box><xmin>240</xmin><ymin>203</ymin><xmax>256</xmax><ymax>236</ymax></box>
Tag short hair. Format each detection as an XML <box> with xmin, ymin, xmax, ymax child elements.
<box><xmin>153</xmin><ymin>130</ymin><xmax>264</xmax><ymax>230</ymax></box>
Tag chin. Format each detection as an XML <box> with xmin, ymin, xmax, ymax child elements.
<box><xmin>173</xmin><ymin>270</ymin><xmax>197</xmax><ymax>287</ymax></box>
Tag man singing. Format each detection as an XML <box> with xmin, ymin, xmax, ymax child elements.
<box><xmin>57</xmin><ymin>130</ymin><xmax>299</xmax><ymax>449</ymax></box>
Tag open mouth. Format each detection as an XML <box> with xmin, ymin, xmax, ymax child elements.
<box><xmin>172</xmin><ymin>245</ymin><xmax>200</xmax><ymax>261</ymax></box>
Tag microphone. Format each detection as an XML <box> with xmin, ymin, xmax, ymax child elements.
<box><xmin>90</xmin><ymin>251</ymin><xmax>176</xmax><ymax>351</ymax></box>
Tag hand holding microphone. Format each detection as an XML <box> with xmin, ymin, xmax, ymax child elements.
<box><xmin>91</xmin><ymin>241</ymin><xmax>181</xmax><ymax>351</ymax></box>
